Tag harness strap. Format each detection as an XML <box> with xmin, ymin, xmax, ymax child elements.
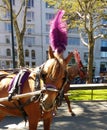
<box><xmin>56</xmin><ymin>72</ymin><xmax>68</xmax><ymax>107</ymax></box>
<box><xmin>12</xmin><ymin>100</ymin><xmax>27</xmax><ymax>124</ymax></box>
<box><xmin>34</xmin><ymin>63</ymin><xmax>45</xmax><ymax>90</ymax></box>
<box><xmin>35</xmin><ymin>67</ymin><xmax>42</xmax><ymax>90</ymax></box>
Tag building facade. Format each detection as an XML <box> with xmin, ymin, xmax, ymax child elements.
<box><xmin>0</xmin><ymin>0</ymin><xmax>107</xmax><ymax>76</ymax></box>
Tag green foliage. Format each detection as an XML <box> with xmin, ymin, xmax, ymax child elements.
<box><xmin>44</xmin><ymin>0</ymin><xmax>107</xmax><ymax>83</ymax></box>
<box><xmin>44</xmin><ymin>0</ymin><xmax>107</xmax><ymax>31</ymax></box>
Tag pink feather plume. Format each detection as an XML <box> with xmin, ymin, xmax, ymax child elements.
<box><xmin>73</xmin><ymin>49</ymin><xmax>84</xmax><ymax>69</ymax></box>
<box><xmin>49</xmin><ymin>10</ymin><xmax>67</xmax><ymax>53</ymax></box>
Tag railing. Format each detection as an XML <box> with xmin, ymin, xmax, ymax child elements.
<box><xmin>70</xmin><ymin>83</ymin><xmax>107</xmax><ymax>100</ymax></box>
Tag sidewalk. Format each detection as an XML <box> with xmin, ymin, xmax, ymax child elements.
<box><xmin>0</xmin><ymin>101</ymin><xmax>107</xmax><ymax>130</ymax></box>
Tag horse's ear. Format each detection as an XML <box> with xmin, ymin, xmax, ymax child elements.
<box><xmin>64</xmin><ymin>52</ymin><xmax>73</xmax><ymax>65</ymax></box>
<box><xmin>48</xmin><ymin>46</ymin><xmax>54</xmax><ymax>59</ymax></box>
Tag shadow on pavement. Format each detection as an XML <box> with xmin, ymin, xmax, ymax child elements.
<box><xmin>0</xmin><ymin>101</ymin><xmax>107</xmax><ymax>130</ymax></box>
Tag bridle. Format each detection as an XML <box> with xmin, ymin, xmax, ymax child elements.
<box><xmin>34</xmin><ymin>60</ymin><xmax>68</xmax><ymax>112</ymax></box>
<box><xmin>78</xmin><ymin>66</ymin><xmax>87</xmax><ymax>79</ymax></box>
<box><xmin>40</xmin><ymin>72</ymin><xmax>68</xmax><ymax>112</ymax></box>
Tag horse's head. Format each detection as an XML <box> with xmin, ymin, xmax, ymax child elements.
<box><xmin>78</xmin><ymin>66</ymin><xmax>87</xmax><ymax>80</ymax></box>
<box><xmin>39</xmin><ymin>46</ymin><xmax>73</xmax><ymax>111</ymax></box>
<box><xmin>73</xmin><ymin>49</ymin><xmax>87</xmax><ymax>80</ymax></box>
<box><xmin>67</xmin><ymin>65</ymin><xmax>87</xmax><ymax>83</ymax></box>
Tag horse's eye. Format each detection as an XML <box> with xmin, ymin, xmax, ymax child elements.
<box><xmin>41</xmin><ymin>74</ymin><xmax>47</xmax><ymax>79</ymax></box>
<box><xmin>62</xmin><ymin>77</ymin><xmax>66</xmax><ymax>81</ymax></box>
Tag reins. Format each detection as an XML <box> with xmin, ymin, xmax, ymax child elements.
<box><xmin>55</xmin><ymin>70</ymin><xmax>69</xmax><ymax>107</ymax></box>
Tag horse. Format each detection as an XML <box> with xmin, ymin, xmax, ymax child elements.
<box><xmin>0</xmin><ymin>46</ymin><xmax>73</xmax><ymax>130</ymax></box>
<box><xmin>64</xmin><ymin>64</ymin><xmax>87</xmax><ymax>116</ymax></box>
<box><xmin>62</xmin><ymin>49</ymin><xmax>88</xmax><ymax>116</ymax></box>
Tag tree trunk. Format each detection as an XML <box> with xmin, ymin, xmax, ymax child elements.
<box><xmin>17</xmin><ymin>35</ymin><xmax>25</xmax><ymax>67</ymax></box>
<box><xmin>87</xmin><ymin>33</ymin><xmax>94</xmax><ymax>83</ymax></box>
<box><xmin>13</xmin><ymin>19</ymin><xmax>25</xmax><ymax>67</ymax></box>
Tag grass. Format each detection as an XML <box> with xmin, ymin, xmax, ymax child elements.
<box><xmin>68</xmin><ymin>89</ymin><xmax>107</xmax><ymax>101</ymax></box>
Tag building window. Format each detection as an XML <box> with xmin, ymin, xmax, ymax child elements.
<box><xmin>25</xmin><ymin>61</ymin><xmax>29</xmax><ymax>66</ymax></box>
<box><xmin>6</xmin><ymin>48</ymin><xmax>11</xmax><ymax>56</ymax></box>
<box><xmin>5</xmin><ymin>12</ymin><xmax>10</xmax><ymax>19</ymax></box>
<box><xmin>46</xmin><ymin>51</ymin><xmax>48</xmax><ymax>60</ymax></box>
<box><xmin>32</xmin><ymin>62</ymin><xmax>36</xmax><ymax>67</ymax></box>
<box><xmin>84</xmin><ymin>52</ymin><xmax>88</xmax><ymax>63</ymax></box>
<box><xmin>101</xmin><ymin>40</ymin><xmax>107</xmax><ymax>47</ymax></box>
<box><xmin>101</xmin><ymin>29</ymin><xmax>107</xmax><ymax>35</ymax></box>
<box><xmin>101</xmin><ymin>40</ymin><xmax>107</xmax><ymax>58</ymax></box>
<box><xmin>5</xmin><ymin>35</ymin><xmax>10</xmax><ymax>44</ymax></box>
<box><xmin>102</xmin><ymin>18</ymin><xmax>107</xmax><ymax>24</ymax></box>
<box><xmin>15</xmin><ymin>49</ymin><xmax>17</xmax><ymax>57</ymax></box>
<box><xmin>68</xmin><ymin>52</ymin><xmax>75</xmax><ymax>65</ymax></box>
<box><xmin>100</xmin><ymin>62</ymin><xmax>107</xmax><ymax>73</ymax></box>
<box><xmin>26</xmin><ymin>11</ymin><xmax>35</xmax><ymax>21</ymax></box>
<box><xmin>6</xmin><ymin>61</ymin><xmax>10</xmax><ymax>68</ymax></box>
<box><xmin>45</xmin><ymin>2</ymin><xmax>54</xmax><ymax>8</ymax></box>
<box><xmin>24</xmin><ymin>37</ymin><xmax>35</xmax><ymax>46</ymax></box>
<box><xmin>46</xmin><ymin>13</ymin><xmax>55</xmax><ymax>20</ymax></box>
<box><xmin>31</xmin><ymin>50</ymin><xmax>35</xmax><ymax>59</ymax></box>
<box><xmin>12</xmin><ymin>0</ymin><xmax>15</xmax><ymax>5</ymax></box>
<box><xmin>46</xmin><ymin>36</ymin><xmax>49</xmax><ymax>44</ymax></box>
<box><xmin>1</xmin><ymin>61</ymin><xmax>5</xmax><ymax>68</ymax></box>
<box><xmin>68</xmin><ymin>37</ymin><xmax>80</xmax><ymax>45</ymax></box>
<box><xmin>46</xmin><ymin>24</ymin><xmax>50</xmax><ymax>32</ymax></box>
<box><xmin>101</xmin><ymin>52</ymin><xmax>107</xmax><ymax>58</ymax></box>
<box><xmin>26</xmin><ymin>25</ymin><xmax>35</xmax><ymax>34</ymax></box>
<box><xmin>28</xmin><ymin>0</ymin><xmax>34</xmax><ymax>8</ymax></box>
<box><xmin>5</xmin><ymin>23</ymin><xmax>11</xmax><ymax>32</ymax></box>
<box><xmin>27</xmin><ymin>28</ymin><xmax>32</xmax><ymax>34</ymax></box>
<box><xmin>68</xmin><ymin>27</ymin><xmax>78</xmax><ymax>33</ymax></box>
<box><xmin>25</xmin><ymin>49</ymin><xmax>29</xmax><ymax>57</ymax></box>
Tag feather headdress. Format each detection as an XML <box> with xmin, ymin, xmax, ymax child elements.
<box><xmin>73</xmin><ymin>49</ymin><xmax>84</xmax><ymax>69</ymax></box>
<box><xmin>49</xmin><ymin>10</ymin><xmax>67</xmax><ymax>54</ymax></box>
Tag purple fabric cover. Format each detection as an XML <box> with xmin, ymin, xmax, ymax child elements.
<box><xmin>49</xmin><ymin>10</ymin><xmax>67</xmax><ymax>54</ymax></box>
<box><xmin>8</xmin><ymin>70</ymin><xmax>30</xmax><ymax>94</ymax></box>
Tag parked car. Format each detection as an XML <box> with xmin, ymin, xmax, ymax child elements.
<box><xmin>92</xmin><ymin>76</ymin><xmax>107</xmax><ymax>83</ymax></box>
<box><xmin>71</xmin><ymin>77</ymin><xmax>86</xmax><ymax>84</ymax></box>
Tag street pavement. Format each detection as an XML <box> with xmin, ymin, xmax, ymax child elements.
<box><xmin>0</xmin><ymin>101</ymin><xmax>107</xmax><ymax>130</ymax></box>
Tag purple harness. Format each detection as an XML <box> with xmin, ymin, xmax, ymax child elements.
<box><xmin>8</xmin><ymin>69</ymin><xmax>30</xmax><ymax>95</ymax></box>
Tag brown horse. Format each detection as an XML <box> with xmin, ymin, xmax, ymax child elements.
<box><xmin>62</xmin><ymin>49</ymin><xmax>87</xmax><ymax>116</ymax></box>
<box><xmin>0</xmin><ymin>46</ymin><xmax>73</xmax><ymax>130</ymax></box>
<box><xmin>64</xmin><ymin>65</ymin><xmax>87</xmax><ymax>116</ymax></box>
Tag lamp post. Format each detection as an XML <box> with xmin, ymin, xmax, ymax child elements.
<box><xmin>40</xmin><ymin>0</ymin><xmax>44</xmax><ymax>63</ymax></box>
<box><xmin>10</xmin><ymin>0</ymin><xmax>15</xmax><ymax>68</ymax></box>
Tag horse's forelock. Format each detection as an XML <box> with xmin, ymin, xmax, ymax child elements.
<box><xmin>47</xmin><ymin>58</ymin><xmax>64</xmax><ymax>80</ymax></box>
<box><xmin>42</xmin><ymin>58</ymin><xmax>65</xmax><ymax>86</ymax></box>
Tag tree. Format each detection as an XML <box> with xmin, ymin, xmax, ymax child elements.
<box><xmin>45</xmin><ymin>0</ymin><xmax>107</xmax><ymax>83</ymax></box>
<box><xmin>0</xmin><ymin>0</ymin><xmax>29</xmax><ymax>67</ymax></box>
